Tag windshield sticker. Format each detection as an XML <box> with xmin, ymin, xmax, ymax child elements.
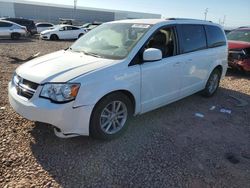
<box><xmin>131</xmin><ymin>24</ymin><xmax>150</xmax><ymax>29</ymax></box>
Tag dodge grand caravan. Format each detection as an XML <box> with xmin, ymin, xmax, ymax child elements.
<box><xmin>8</xmin><ymin>19</ymin><xmax>228</xmax><ymax>140</ymax></box>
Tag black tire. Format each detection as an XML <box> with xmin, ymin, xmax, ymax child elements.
<box><xmin>90</xmin><ymin>92</ymin><xmax>133</xmax><ymax>140</ymax></box>
<box><xmin>78</xmin><ymin>33</ymin><xmax>84</xmax><ymax>38</ymax></box>
<box><xmin>202</xmin><ymin>68</ymin><xmax>221</xmax><ymax>97</ymax></box>
<box><xmin>50</xmin><ymin>34</ymin><xmax>59</xmax><ymax>41</ymax></box>
<box><xmin>11</xmin><ymin>33</ymin><xmax>21</xmax><ymax>40</ymax></box>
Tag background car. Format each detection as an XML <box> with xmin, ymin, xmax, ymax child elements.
<box><xmin>227</xmin><ymin>27</ymin><xmax>250</xmax><ymax>72</ymax></box>
<box><xmin>2</xmin><ymin>17</ymin><xmax>37</xmax><ymax>35</ymax></box>
<box><xmin>40</xmin><ymin>24</ymin><xmax>87</xmax><ymax>40</ymax></box>
<box><xmin>81</xmin><ymin>22</ymin><xmax>102</xmax><ymax>32</ymax></box>
<box><xmin>0</xmin><ymin>20</ymin><xmax>27</xmax><ymax>39</ymax></box>
<box><xmin>224</xmin><ymin>29</ymin><xmax>232</xmax><ymax>35</ymax></box>
<box><xmin>59</xmin><ymin>18</ymin><xmax>74</xmax><ymax>25</ymax></box>
<box><xmin>36</xmin><ymin>22</ymin><xmax>54</xmax><ymax>33</ymax></box>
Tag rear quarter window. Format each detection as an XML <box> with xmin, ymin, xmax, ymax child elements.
<box><xmin>0</xmin><ymin>22</ymin><xmax>12</xmax><ymax>27</ymax></box>
<box><xmin>38</xmin><ymin>24</ymin><xmax>51</xmax><ymax>27</ymax></box>
<box><xmin>44</xmin><ymin>24</ymin><xmax>53</xmax><ymax>27</ymax></box>
<box><xmin>178</xmin><ymin>25</ymin><xmax>207</xmax><ymax>53</ymax></box>
<box><xmin>205</xmin><ymin>25</ymin><xmax>226</xmax><ymax>48</ymax></box>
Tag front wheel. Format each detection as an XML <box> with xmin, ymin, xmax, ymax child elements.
<box><xmin>50</xmin><ymin>34</ymin><xmax>59</xmax><ymax>40</ymax></box>
<box><xmin>202</xmin><ymin>69</ymin><xmax>221</xmax><ymax>97</ymax></box>
<box><xmin>90</xmin><ymin>92</ymin><xmax>133</xmax><ymax>140</ymax></box>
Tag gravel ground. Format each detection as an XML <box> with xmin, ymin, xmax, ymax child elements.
<box><xmin>0</xmin><ymin>38</ymin><xmax>250</xmax><ymax>188</ymax></box>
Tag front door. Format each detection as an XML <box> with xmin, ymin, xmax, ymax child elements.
<box><xmin>140</xmin><ymin>27</ymin><xmax>182</xmax><ymax>113</ymax></box>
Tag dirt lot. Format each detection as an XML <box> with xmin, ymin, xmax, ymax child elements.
<box><xmin>0</xmin><ymin>38</ymin><xmax>250</xmax><ymax>188</ymax></box>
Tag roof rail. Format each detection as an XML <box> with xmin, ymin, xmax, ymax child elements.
<box><xmin>166</xmin><ymin>18</ymin><xmax>213</xmax><ymax>23</ymax></box>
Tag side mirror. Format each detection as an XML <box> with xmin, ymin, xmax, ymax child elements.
<box><xmin>59</xmin><ymin>28</ymin><xmax>64</xmax><ymax>31</ymax></box>
<box><xmin>143</xmin><ymin>48</ymin><xmax>162</xmax><ymax>62</ymax></box>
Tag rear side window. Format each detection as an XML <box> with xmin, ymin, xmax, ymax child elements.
<box><xmin>37</xmin><ymin>24</ymin><xmax>52</xmax><ymax>27</ymax></box>
<box><xmin>71</xmin><ymin>27</ymin><xmax>80</xmax><ymax>30</ymax></box>
<box><xmin>0</xmin><ymin>22</ymin><xmax>12</xmax><ymax>27</ymax></box>
<box><xmin>179</xmin><ymin>25</ymin><xmax>207</xmax><ymax>53</ymax></box>
<box><xmin>205</xmin><ymin>25</ymin><xmax>226</xmax><ymax>48</ymax></box>
<box><xmin>45</xmin><ymin>24</ymin><xmax>53</xmax><ymax>27</ymax></box>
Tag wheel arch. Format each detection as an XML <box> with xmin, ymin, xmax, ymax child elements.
<box><xmin>91</xmin><ymin>89</ymin><xmax>136</xmax><ymax>115</ymax></box>
<box><xmin>214</xmin><ymin>65</ymin><xmax>223</xmax><ymax>77</ymax></box>
<box><xmin>50</xmin><ymin>33</ymin><xmax>59</xmax><ymax>40</ymax></box>
<box><xmin>78</xmin><ymin>33</ymin><xmax>84</xmax><ymax>38</ymax></box>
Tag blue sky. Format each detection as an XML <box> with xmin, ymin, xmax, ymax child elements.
<box><xmin>22</xmin><ymin>0</ymin><xmax>250</xmax><ymax>27</ymax></box>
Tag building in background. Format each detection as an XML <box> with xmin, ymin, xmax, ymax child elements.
<box><xmin>0</xmin><ymin>0</ymin><xmax>161</xmax><ymax>24</ymax></box>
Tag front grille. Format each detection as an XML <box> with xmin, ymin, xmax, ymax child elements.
<box><xmin>13</xmin><ymin>74</ymin><xmax>39</xmax><ymax>100</ymax></box>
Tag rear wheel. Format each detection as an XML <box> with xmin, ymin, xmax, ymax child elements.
<box><xmin>202</xmin><ymin>69</ymin><xmax>221</xmax><ymax>97</ymax></box>
<box><xmin>90</xmin><ymin>92</ymin><xmax>133</xmax><ymax>140</ymax></box>
<box><xmin>11</xmin><ymin>33</ymin><xmax>21</xmax><ymax>40</ymax></box>
<box><xmin>50</xmin><ymin>34</ymin><xmax>59</xmax><ymax>41</ymax></box>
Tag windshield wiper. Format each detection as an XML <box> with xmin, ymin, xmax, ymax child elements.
<box><xmin>82</xmin><ymin>51</ymin><xmax>102</xmax><ymax>58</ymax></box>
<box><xmin>82</xmin><ymin>51</ymin><xmax>101</xmax><ymax>58</ymax></box>
<box><xmin>68</xmin><ymin>48</ymin><xmax>83</xmax><ymax>53</ymax></box>
<box><xmin>68</xmin><ymin>48</ymin><xmax>102</xmax><ymax>58</ymax></box>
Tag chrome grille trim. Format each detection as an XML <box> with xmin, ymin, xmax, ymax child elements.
<box><xmin>12</xmin><ymin>74</ymin><xmax>39</xmax><ymax>100</ymax></box>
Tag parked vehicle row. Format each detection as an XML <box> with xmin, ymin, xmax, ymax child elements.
<box><xmin>0</xmin><ymin>17</ymin><xmax>102</xmax><ymax>40</ymax></box>
<box><xmin>8</xmin><ymin>18</ymin><xmax>228</xmax><ymax>139</ymax></box>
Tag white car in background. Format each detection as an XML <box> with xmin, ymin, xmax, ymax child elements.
<box><xmin>40</xmin><ymin>24</ymin><xmax>87</xmax><ymax>40</ymax></box>
<box><xmin>36</xmin><ymin>22</ymin><xmax>54</xmax><ymax>33</ymax></box>
<box><xmin>0</xmin><ymin>20</ymin><xmax>27</xmax><ymax>39</ymax></box>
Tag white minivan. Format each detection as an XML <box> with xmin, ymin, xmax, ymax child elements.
<box><xmin>8</xmin><ymin>19</ymin><xmax>228</xmax><ymax>139</ymax></box>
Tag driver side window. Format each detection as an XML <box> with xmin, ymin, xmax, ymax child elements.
<box><xmin>145</xmin><ymin>27</ymin><xmax>176</xmax><ymax>58</ymax></box>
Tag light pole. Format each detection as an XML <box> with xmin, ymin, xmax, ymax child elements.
<box><xmin>74</xmin><ymin>0</ymin><xmax>77</xmax><ymax>20</ymax></box>
<box><xmin>204</xmin><ymin>8</ymin><xmax>208</xmax><ymax>21</ymax></box>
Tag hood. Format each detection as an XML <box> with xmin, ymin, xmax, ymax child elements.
<box><xmin>16</xmin><ymin>50</ymin><xmax>118</xmax><ymax>84</ymax></box>
<box><xmin>228</xmin><ymin>40</ymin><xmax>250</xmax><ymax>50</ymax></box>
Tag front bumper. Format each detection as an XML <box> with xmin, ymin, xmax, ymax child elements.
<box><xmin>8</xmin><ymin>82</ymin><xmax>94</xmax><ymax>136</ymax></box>
<box><xmin>40</xmin><ymin>34</ymin><xmax>50</xmax><ymax>40</ymax></box>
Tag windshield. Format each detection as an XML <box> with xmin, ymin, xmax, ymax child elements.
<box><xmin>227</xmin><ymin>30</ymin><xmax>250</xmax><ymax>42</ymax></box>
<box><xmin>70</xmin><ymin>23</ymin><xmax>151</xmax><ymax>59</ymax></box>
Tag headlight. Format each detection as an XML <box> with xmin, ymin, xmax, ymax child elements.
<box><xmin>41</xmin><ymin>32</ymin><xmax>50</xmax><ymax>35</ymax></box>
<box><xmin>40</xmin><ymin>83</ymin><xmax>80</xmax><ymax>103</ymax></box>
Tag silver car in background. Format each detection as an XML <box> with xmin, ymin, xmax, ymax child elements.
<box><xmin>0</xmin><ymin>20</ymin><xmax>27</xmax><ymax>39</ymax></box>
